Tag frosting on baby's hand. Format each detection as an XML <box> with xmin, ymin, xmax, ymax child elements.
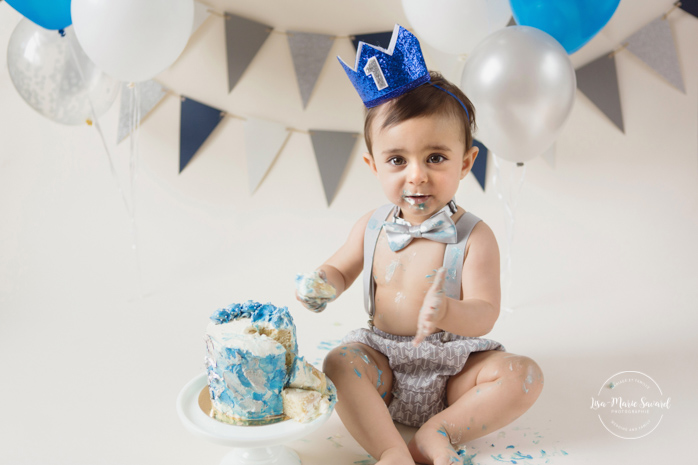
<box><xmin>295</xmin><ymin>271</ymin><xmax>336</xmax><ymax>313</ymax></box>
<box><xmin>413</xmin><ymin>267</ymin><xmax>447</xmax><ymax>346</ymax></box>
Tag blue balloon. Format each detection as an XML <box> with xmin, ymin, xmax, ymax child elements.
<box><xmin>5</xmin><ymin>0</ymin><xmax>72</xmax><ymax>30</ymax></box>
<box><xmin>510</xmin><ymin>0</ymin><xmax>620</xmax><ymax>54</ymax></box>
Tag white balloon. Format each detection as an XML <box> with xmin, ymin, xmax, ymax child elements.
<box><xmin>401</xmin><ymin>0</ymin><xmax>512</xmax><ymax>55</ymax></box>
<box><xmin>71</xmin><ymin>0</ymin><xmax>194</xmax><ymax>82</ymax></box>
<box><xmin>461</xmin><ymin>26</ymin><xmax>576</xmax><ymax>163</ymax></box>
<box><xmin>7</xmin><ymin>20</ymin><xmax>119</xmax><ymax>125</ymax></box>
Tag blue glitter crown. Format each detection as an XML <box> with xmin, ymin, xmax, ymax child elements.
<box><xmin>338</xmin><ymin>24</ymin><xmax>430</xmax><ymax>108</ymax></box>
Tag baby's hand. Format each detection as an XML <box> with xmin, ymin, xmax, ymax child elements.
<box><xmin>295</xmin><ymin>270</ymin><xmax>337</xmax><ymax>313</ymax></box>
<box><xmin>413</xmin><ymin>267</ymin><xmax>448</xmax><ymax>347</ymax></box>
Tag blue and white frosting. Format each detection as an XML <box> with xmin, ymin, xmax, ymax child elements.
<box><xmin>211</xmin><ymin>300</ymin><xmax>295</xmax><ymax>328</ymax></box>
<box><xmin>205</xmin><ymin>300</ymin><xmax>334</xmax><ymax>423</ymax></box>
<box><xmin>206</xmin><ymin>336</ymin><xmax>288</xmax><ymax>421</ymax></box>
<box><xmin>205</xmin><ymin>301</ymin><xmax>295</xmax><ymax>422</ymax></box>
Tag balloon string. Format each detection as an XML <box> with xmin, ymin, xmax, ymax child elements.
<box><xmin>128</xmin><ymin>84</ymin><xmax>144</xmax><ymax>299</ymax></box>
<box><xmin>492</xmin><ymin>154</ymin><xmax>526</xmax><ymax>315</ymax></box>
<box><xmin>65</xmin><ymin>38</ymin><xmax>133</xmax><ymax>218</ymax></box>
<box><xmin>67</xmin><ymin>37</ymin><xmax>144</xmax><ymax>299</ymax></box>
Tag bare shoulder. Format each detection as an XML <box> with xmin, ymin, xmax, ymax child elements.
<box><xmin>356</xmin><ymin>209</ymin><xmax>376</xmax><ymax>228</ymax></box>
<box><xmin>323</xmin><ymin>209</ymin><xmax>378</xmax><ymax>286</ymax></box>
<box><xmin>465</xmin><ymin>218</ymin><xmax>499</xmax><ymax>260</ymax></box>
<box><xmin>336</xmin><ymin>208</ymin><xmax>378</xmax><ymax>255</ymax></box>
<box><xmin>471</xmin><ymin>220</ymin><xmax>497</xmax><ymax>245</ymax></box>
<box><xmin>450</xmin><ymin>206</ymin><xmax>499</xmax><ymax>256</ymax></box>
<box><xmin>347</xmin><ymin>209</ymin><xmax>376</xmax><ymax>241</ymax></box>
<box><xmin>462</xmin><ymin>217</ymin><xmax>500</xmax><ymax>304</ymax></box>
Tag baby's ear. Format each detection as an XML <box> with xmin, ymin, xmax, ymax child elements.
<box><xmin>363</xmin><ymin>152</ymin><xmax>378</xmax><ymax>176</ymax></box>
<box><xmin>461</xmin><ymin>146</ymin><xmax>479</xmax><ymax>179</ymax></box>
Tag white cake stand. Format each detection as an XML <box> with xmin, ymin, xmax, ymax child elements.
<box><xmin>177</xmin><ymin>373</ymin><xmax>333</xmax><ymax>465</ymax></box>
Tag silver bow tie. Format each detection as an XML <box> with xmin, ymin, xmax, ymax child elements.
<box><xmin>383</xmin><ymin>209</ymin><xmax>457</xmax><ymax>252</ymax></box>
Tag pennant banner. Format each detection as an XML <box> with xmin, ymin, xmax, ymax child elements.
<box><xmin>111</xmin><ymin>4</ymin><xmax>692</xmax><ymax>197</ymax></box>
<box><xmin>192</xmin><ymin>1</ymin><xmax>212</xmax><ymax>35</ymax></box>
<box><xmin>351</xmin><ymin>31</ymin><xmax>394</xmax><ymax>51</ymax></box>
<box><xmin>179</xmin><ymin>97</ymin><xmax>224</xmax><ymax>173</ymax></box>
<box><xmin>244</xmin><ymin>117</ymin><xmax>291</xmax><ymax>193</ymax></box>
<box><xmin>117</xmin><ymin>80</ymin><xmax>168</xmax><ymax>144</ymax></box>
<box><xmin>624</xmin><ymin>17</ymin><xmax>685</xmax><ymax>93</ymax></box>
<box><xmin>287</xmin><ymin>31</ymin><xmax>334</xmax><ymax>109</ymax></box>
<box><xmin>310</xmin><ymin>130</ymin><xmax>358</xmax><ymax>205</ymax></box>
<box><xmin>680</xmin><ymin>0</ymin><xmax>698</xmax><ymax>18</ymax></box>
<box><xmin>576</xmin><ymin>54</ymin><xmax>624</xmax><ymax>133</ymax></box>
<box><xmin>225</xmin><ymin>13</ymin><xmax>272</xmax><ymax>93</ymax></box>
<box><xmin>471</xmin><ymin>139</ymin><xmax>488</xmax><ymax>191</ymax></box>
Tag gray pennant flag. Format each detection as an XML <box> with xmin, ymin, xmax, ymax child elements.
<box><xmin>310</xmin><ymin>130</ymin><xmax>358</xmax><ymax>205</ymax></box>
<box><xmin>225</xmin><ymin>13</ymin><xmax>272</xmax><ymax>93</ymax></box>
<box><xmin>576</xmin><ymin>54</ymin><xmax>624</xmax><ymax>133</ymax></box>
<box><xmin>624</xmin><ymin>17</ymin><xmax>684</xmax><ymax>93</ymax></box>
<box><xmin>117</xmin><ymin>80</ymin><xmax>167</xmax><ymax>144</ymax></box>
<box><xmin>287</xmin><ymin>31</ymin><xmax>334</xmax><ymax>109</ymax></box>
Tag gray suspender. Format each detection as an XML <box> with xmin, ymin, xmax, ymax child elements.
<box><xmin>441</xmin><ymin>211</ymin><xmax>481</xmax><ymax>300</ymax></box>
<box><xmin>363</xmin><ymin>204</ymin><xmax>395</xmax><ymax>318</ymax></box>
<box><xmin>362</xmin><ymin>204</ymin><xmax>482</xmax><ymax>319</ymax></box>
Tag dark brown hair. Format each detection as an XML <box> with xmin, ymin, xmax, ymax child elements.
<box><xmin>364</xmin><ymin>71</ymin><xmax>476</xmax><ymax>155</ymax></box>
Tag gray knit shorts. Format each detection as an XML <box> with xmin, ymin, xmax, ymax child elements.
<box><xmin>341</xmin><ymin>327</ymin><xmax>505</xmax><ymax>427</ymax></box>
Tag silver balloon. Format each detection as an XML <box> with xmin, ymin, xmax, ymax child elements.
<box><xmin>7</xmin><ymin>19</ymin><xmax>120</xmax><ymax>125</ymax></box>
<box><xmin>461</xmin><ymin>26</ymin><xmax>576</xmax><ymax>163</ymax></box>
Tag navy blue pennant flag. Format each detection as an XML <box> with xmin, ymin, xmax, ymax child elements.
<box><xmin>680</xmin><ymin>0</ymin><xmax>698</xmax><ymax>18</ymax></box>
<box><xmin>351</xmin><ymin>31</ymin><xmax>394</xmax><ymax>51</ymax></box>
<box><xmin>471</xmin><ymin>139</ymin><xmax>488</xmax><ymax>191</ymax></box>
<box><xmin>180</xmin><ymin>97</ymin><xmax>224</xmax><ymax>173</ymax></box>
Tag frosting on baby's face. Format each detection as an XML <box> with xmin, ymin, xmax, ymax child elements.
<box><xmin>364</xmin><ymin>112</ymin><xmax>475</xmax><ymax>225</ymax></box>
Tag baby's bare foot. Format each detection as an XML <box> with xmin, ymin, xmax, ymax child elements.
<box><xmin>377</xmin><ymin>446</ymin><xmax>416</xmax><ymax>465</ymax></box>
<box><xmin>409</xmin><ymin>422</ymin><xmax>464</xmax><ymax>464</ymax></box>
<box><xmin>432</xmin><ymin>450</ymin><xmax>464</xmax><ymax>465</ymax></box>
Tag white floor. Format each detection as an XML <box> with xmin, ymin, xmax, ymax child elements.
<box><xmin>2</xmin><ymin>267</ymin><xmax>694</xmax><ymax>465</ymax></box>
<box><xmin>1</xmin><ymin>1</ymin><xmax>697</xmax><ymax>464</ymax></box>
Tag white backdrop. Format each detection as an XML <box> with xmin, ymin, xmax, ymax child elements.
<box><xmin>1</xmin><ymin>1</ymin><xmax>697</xmax><ymax>464</ymax></box>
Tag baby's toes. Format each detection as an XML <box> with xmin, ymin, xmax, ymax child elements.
<box><xmin>433</xmin><ymin>452</ymin><xmax>462</xmax><ymax>465</ymax></box>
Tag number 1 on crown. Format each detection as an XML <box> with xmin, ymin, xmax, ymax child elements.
<box><xmin>364</xmin><ymin>57</ymin><xmax>388</xmax><ymax>91</ymax></box>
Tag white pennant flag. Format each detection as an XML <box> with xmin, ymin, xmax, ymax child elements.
<box><xmin>541</xmin><ymin>143</ymin><xmax>555</xmax><ymax>169</ymax></box>
<box><xmin>243</xmin><ymin>117</ymin><xmax>291</xmax><ymax>193</ymax></box>
<box><xmin>191</xmin><ymin>1</ymin><xmax>212</xmax><ymax>36</ymax></box>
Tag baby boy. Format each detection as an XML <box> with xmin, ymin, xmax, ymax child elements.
<box><xmin>296</xmin><ymin>25</ymin><xmax>543</xmax><ymax>465</ymax></box>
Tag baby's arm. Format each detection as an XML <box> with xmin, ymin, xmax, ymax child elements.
<box><xmin>296</xmin><ymin>210</ymin><xmax>372</xmax><ymax>311</ymax></box>
<box><xmin>414</xmin><ymin>221</ymin><xmax>500</xmax><ymax>343</ymax></box>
